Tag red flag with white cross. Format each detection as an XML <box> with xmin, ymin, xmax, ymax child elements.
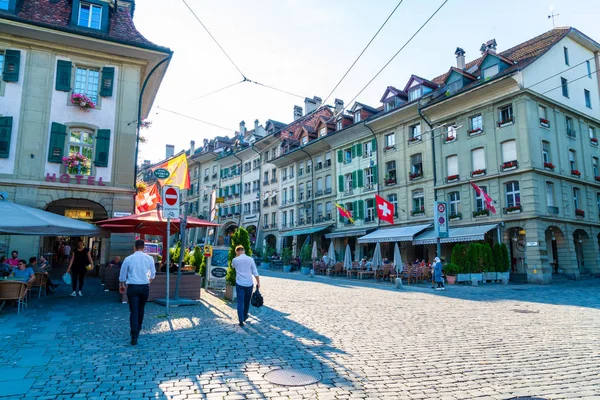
<box><xmin>470</xmin><ymin>181</ymin><xmax>497</xmax><ymax>214</ymax></box>
<box><xmin>376</xmin><ymin>195</ymin><xmax>394</xmax><ymax>224</ymax></box>
<box><xmin>135</xmin><ymin>183</ymin><xmax>161</xmax><ymax>214</ymax></box>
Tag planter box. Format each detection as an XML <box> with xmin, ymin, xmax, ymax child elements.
<box><xmin>283</xmin><ymin>265</ymin><xmax>292</xmax><ymax>272</ymax></box>
<box><xmin>120</xmin><ymin>273</ymin><xmax>203</xmax><ymax>303</ymax></box>
<box><xmin>506</xmin><ymin>209</ymin><xmax>521</xmax><ymax>215</ymax></box>
<box><xmin>456</xmin><ymin>273</ymin><xmax>471</xmax><ymax>283</ymax></box>
<box><xmin>483</xmin><ymin>272</ymin><xmax>497</xmax><ymax>281</ymax></box>
<box><xmin>301</xmin><ymin>266</ymin><xmax>311</xmax><ymax>275</ymax></box>
<box><xmin>497</xmin><ymin>272</ymin><xmax>510</xmax><ymax>284</ymax></box>
<box><xmin>225</xmin><ymin>283</ymin><xmax>236</xmax><ymax>301</ymax></box>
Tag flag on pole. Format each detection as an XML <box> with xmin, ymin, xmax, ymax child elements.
<box><xmin>375</xmin><ymin>194</ymin><xmax>395</xmax><ymax>224</ymax></box>
<box><xmin>334</xmin><ymin>203</ymin><xmax>354</xmax><ymax>224</ymax></box>
<box><xmin>470</xmin><ymin>181</ymin><xmax>496</xmax><ymax>213</ymax></box>
<box><xmin>154</xmin><ymin>153</ymin><xmax>190</xmax><ymax>189</ymax></box>
<box><xmin>135</xmin><ymin>183</ymin><xmax>161</xmax><ymax>213</ymax></box>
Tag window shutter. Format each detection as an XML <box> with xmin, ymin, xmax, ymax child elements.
<box><xmin>357</xmin><ymin>169</ymin><xmax>364</xmax><ymax>186</ymax></box>
<box><xmin>358</xmin><ymin>200</ymin><xmax>365</xmax><ymax>219</ymax></box>
<box><xmin>99</xmin><ymin>67</ymin><xmax>115</xmax><ymax>97</ymax></box>
<box><xmin>356</xmin><ymin>143</ymin><xmax>363</xmax><ymax>157</ymax></box>
<box><xmin>219</xmin><ymin>188</ymin><xmax>223</xmax><ymax>197</ymax></box>
<box><xmin>353</xmin><ymin>201</ymin><xmax>358</xmax><ymax>218</ymax></box>
<box><xmin>502</xmin><ymin>140</ymin><xmax>517</xmax><ymax>162</ymax></box>
<box><xmin>48</xmin><ymin>122</ymin><xmax>67</xmax><ymax>163</ymax></box>
<box><xmin>371</xmin><ymin>138</ymin><xmax>377</xmax><ymax>150</ymax></box>
<box><xmin>55</xmin><ymin>60</ymin><xmax>72</xmax><ymax>92</ymax></box>
<box><xmin>2</xmin><ymin>50</ymin><xmax>21</xmax><ymax>83</ymax></box>
<box><xmin>373</xmin><ymin>165</ymin><xmax>378</xmax><ymax>182</ymax></box>
<box><xmin>447</xmin><ymin>155</ymin><xmax>458</xmax><ymax>176</ymax></box>
<box><xmin>0</xmin><ymin>117</ymin><xmax>13</xmax><ymax>158</ymax></box>
<box><xmin>337</xmin><ymin>150</ymin><xmax>343</xmax><ymax>163</ymax></box>
<box><xmin>338</xmin><ymin>175</ymin><xmax>344</xmax><ymax>193</ymax></box>
<box><xmin>351</xmin><ymin>145</ymin><xmax>356</xmax><ymax>159</ymax></box>
<box><xmin>225</xmin><ymin>187</ymin><xmax>229</xmax><ymax>196</ymax></box>
<box><xmin>94</xmin><ymin>129</ymin><xmax>111</xmax><ymax>167</ymax></box>
<box><xmin>352</xmin><ymin>171</ymin><xmax>357</xmax><ymax>188</ymax></box>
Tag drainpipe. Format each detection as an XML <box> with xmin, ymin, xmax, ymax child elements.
<box><xmin>133</xmin><ymin>55</ymin><xmax>172</xmax><ymax>213</ymax></box>
<box><xmin>249</xmin><ymin>145</ymin><xmax>263</xmax><ymax>249</ymax></box>
<box><xmin>232</xmin><ymin>152</ymin><xmax>244</xmax><ymax>229</ymax></box>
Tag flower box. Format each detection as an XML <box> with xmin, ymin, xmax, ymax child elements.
<box><xmin>501</xmin><ymin>160</ymin><xmax>518</xmax><ymax>171</ymax></box>
<box><xmin>411</xmin><ymin>209</ymin><xmax>425</xmax><ymax>216</ymax></box>
<box><xmin>449</xmin><ymin>213</ymin><xmax>462</xmax><ymax>221</ymax></box>
<box><xmin>70</xmin><ymin>93</ymin><xmax>96</xmax><ymax>111</ymax></box>
<box><xmin>445</xmin><ymin>136</ymin><xmax>456</xmax><ymax>143</ymax></box>
<box><xmin>571</xmin><ymin>169</ymin><xmax>581</xmax><ymax>177</ymax></box>
<box><xmin>575</xmin><ymin>209</ymin><xmax>585</xmax><ymax>217</ymax></box>
<box><xmin>408</xmin><ymin>137</ymin><xmax>421</xmax><ymax>143</ymax></box>
<box><xmin>473</xmin><ymin>209</ymin><xmax>489</xmax><ymax>218</ymax></box>
<box><xmin>539</xmin><ymin>118</ymin><xmax>550</xmax><ymax>128</ymax></box>
<box><xmin>497</xmin><ymin>117</ymin><xmax>514</xmax><ymax>127</ymax></box>
<box><xmin>591</xmin><ymin>138</ymin><xmax>599</xmax><ymax>146</ymax></box>
<box><xmin>409</xmin><ymin>172</ymin><xmax>422</xmax><ymax>180</ymax></box>
<box><xmin>467</xmin><ymin>128</ymin><xmax>483</xmax><ymax>136</ymax></box>
<box><xmin>505</xmin><ymin>205</ymin><xmax>522</xmax><ymax>214</ymax></box>
<box><xmin>595</xmin><ymin>176</ymin><xmax>600</xmax><ymax>182</ymax></box>
<box><xmin>384</xmin><ymin>145</ymin><xmax>396</xmax><ymax>152</ymax></box>
<box><xmin>446</xmin><ymin>174</ymin><xmax>459</xmax><ymax>183</ymax></box>
<box><xmin>471</xmin><ymin>169</ymin><xmax>486</xmax><ymax>177</ymax></box>
<box><xmin>62</xmin><ymin>153</ymin><xmax>90</xmax><ymax>175</ymax></box>
<box><xmin>543</xmin><ymin>162</ymin><xmax>555</xmax><ymax>171</ymax></box>
<box><xmin>385</xmin><ymin>179</ymin><xmax>397</xmax><ymax>186</ymax></box>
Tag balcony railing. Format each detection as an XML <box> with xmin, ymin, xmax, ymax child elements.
<box><xmin>325</xmin><ymin>160</ymin><xmax>332</xmax><ymax>167</ymax></box>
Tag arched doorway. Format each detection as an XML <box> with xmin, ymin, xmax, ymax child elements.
<box><xmin>545</xmin><ymin>226</ymin><xmax>565</xmax><ymax>274</ymax></box>
<box><xmin>220</xmin><ymin>223</ymin><xmax>238</xmax><ymax>246</ymax></box>
<box><xmin>573</xmin><ymin>229</ymin><xmax>592</xmax><ymax>274</ymax></box>
<box><xmin>264</xmin><ymin>234</ymin><xmax>277</xmax><ymax>251</ymax></box>
<box><xmin>505</xmin><ymin>226</ymin><xmax>526</xmax><ymax>275</ymax></box>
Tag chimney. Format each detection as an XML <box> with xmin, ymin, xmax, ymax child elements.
<box><xmin>254</xmin><ymin>119</ymin><xmax>259</xmax><ymax>131</ymax></box>
<box><xmin>166</xmin><ymin>144</ymin><xmax>174</xmax><ymax>159</ymax></box>
<box><xmin>334</xmin><ymin>98</ymin><xmax>344</xmax><ymax>114</ymax></box>
<box><xmin>190</xmin><ymin>140</ymin><xmax>195</xmax><ymax>154</ymax></box>
<box><xmin>313</xmin><ymin>96</ymin><xmax>322</xmax><ymax>109</ymax></box>
<box><xmin>480</xmin><ymin>39</ymin><xmax>497</xmax><ymax>55</ymax></box>
<box><xmin>239</xmin><ymin>120</ymin><xmax>246</xmax><ymax>135</ymax></box>
<box><xmin>304</xmin><ymin>97</ymin><xmax>317</xmax><ymax>115</ymax></box>
<box><xmin>455</xmin><ymin>47</ymin><xmax>466</xmax><ymax>70</ymax></box>
<box><xmin>293</xmin><ymin>105</ymin><xmax>303</xmax><ymax>120</ymax></box>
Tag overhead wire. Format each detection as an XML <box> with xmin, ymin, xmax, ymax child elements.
<box><xmin>156</xmin><ymin>106</ymin><xmax>236</xmax><ymax>132</ymax></box>
<box><xmin>246</xmin><ymin>79</ymin><xmax>306</xmax><ymax>100</ymax></box>
<box><xmin>188</xmin><ymin>80</ymin><xmax>245</xmax><ymax>103</ymax></box>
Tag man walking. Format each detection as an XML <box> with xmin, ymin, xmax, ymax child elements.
<box><xmin>232</xmin><ymin>245</ymin><xmax>260</xmax><ymax>327</ymax></box>
<box><xmin>119</xmin><ymin>239</ymin><xmax>155</xmax><ymax>345</ymax></box>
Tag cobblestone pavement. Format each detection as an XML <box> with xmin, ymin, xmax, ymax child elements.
<box><xmin>1</xmin><ymin>271</ymin><xmax>600</xmax><ymax>400</ymax></box>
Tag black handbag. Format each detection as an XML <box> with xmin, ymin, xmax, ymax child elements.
<box><xmin>250</xmin><ymin>289</ymin><xmax>263</xmax><ymax>308</ymax></box>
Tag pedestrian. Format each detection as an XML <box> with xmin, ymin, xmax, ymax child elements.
<box><xmin>66</xmin><ymin>239</ymin><xmax>94</xmax><ymax>297</ymax></box>
<box><xmin>119</xmin><ymin>239</ymin><xmax>155</xmax><ymax>345</ymax></box>
<box><xmin>433</xmin><ymin>257</ymin><xmax>445</xmax><ymax>290</ymax></box>
<box><xmin>232</xmin><ymin>245</ymin><xmax>260</xmax><ymax>327</ymax></box>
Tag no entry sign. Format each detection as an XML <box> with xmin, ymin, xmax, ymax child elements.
<box><xmin>162</xmin><ymin>186</ymin><xmax>180</xmax><ymax>219</ymax></box>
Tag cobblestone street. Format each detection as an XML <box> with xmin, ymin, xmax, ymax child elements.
<box><xmin>1</xmin><ymin>271</ymin><xmax>599</xmax><ymax>400</ymax></box>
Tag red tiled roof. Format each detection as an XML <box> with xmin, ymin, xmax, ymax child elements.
<box><xmin>2</xmin><ymin>0</ymin><xmax>170</xmax><ymax>53</ymax></box>
<box><xmin>276</xmin><ymin>107</ymin><xmax>333</xmax><ymax>142</ymax></box>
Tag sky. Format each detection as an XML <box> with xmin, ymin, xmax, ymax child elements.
<box><xmin>133</xmin><ymin>0</ymin><xmax>600</xmax><ymax>164</ymax></box>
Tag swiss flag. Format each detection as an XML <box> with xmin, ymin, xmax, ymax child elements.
<box><xmin>135</xmin><ymin>183</ymin><xmax>162</xmax><ymax>214</ymax></box>
<box><xmin>470</xmin><ymin>181</ymin><xmax>496</xmax><ymax>214</ymax></box>
<box><xmin>376</xmin><ymin>195</ymin><xmax>395</xmax><ymax>224</ymax></box>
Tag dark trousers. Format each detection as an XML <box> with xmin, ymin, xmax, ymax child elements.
<box><xmin>127</xmin><ymin>284</ymin><xmax>149</xmax><ymax>339</ymax></box>
<box><xmin>236</xmin><ymin>284</ymin><xmax>253</xmax><ymax>324</ymax></box>
<box><xmin>71</xmin><ymin>267</ymin><xmax>87</xmax><ymax>291</ymax></box>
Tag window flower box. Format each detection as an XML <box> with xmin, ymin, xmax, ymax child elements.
<box><xmin>571</xmin><ymin>169</ymin><xmax>581</xmax><ymax>177</ymax></box>
<box><xmin>411</xmin><ymin>209</ymin><xmax>425</xmax><ymax>216</ymax></box>
<box><xmin>385</xmin><ymin>177</ymin><xmax>397</xmax><ymax>186</ymax></box>
<box><xmin>445</xmin><ymin>136</ymin><xmax>456</xmax><ymax>143</ymax></box>
<box><xmin>227</xmin><ymin>214</ymin><xmax>233</xmax><ymax>218</ymax></box>
<box><xmin>505</xmin><ymin>205</ymin><xmax>522</xmax><ymax>214</ymax></box>
<box><xmin>409</xmin><ymin>172</ymin><xmax>422</xmax><ymax>181</ymax></box>
<box><xmin>446</xmin><ymin>174</ymin><xmax>459</xmax><ymax>183</ymax></box>
<box><xmin>408</xmin><ymin>137</ymin><xmax>421</xmax><ymax>143</ymax></box>
<box><xmin>595</xmin><ymin>176</ymin><xmax>600</xmax><ymax>182</ymax></box>
<box><xmin>543</xmin><ymin>162</ymin><xmax>555</xmax><ymax>171</ymax></box>
<box><xmin>70</xmin><ymin>93</ymin><xmax>96</xmax><ymax>111</ymax></box>
<box><xmin>467</xmin><ymin>128</ymin><xmax>483</xmax><ymax>136</ymax></box>
<box><xmin>62</xmin><ymin>153</ymin><xmax>90</xmax><ymax>175</ymax></box>
<box><xmin>501</xmin><ymin>160</ymin><xmax>518</xmax><ymax>171</ymax></box>
<box><xmin>384</xmin><ymin>145</ymin><xmax>396</xmax><ymax>152</ymax></box>
<box><xmin>591</xmin><ymin>138</ymin><xmax>598</xmax><ymax>146</ymax></box>
<box><xmin>473</xmin><ymin>209</ymin><xmax>489</xmax><ymax>218</ymax></box>
<box><xmin>497</xmin><ymin>117</ymin><xmax>514</xmax><ymax>127</ymax></box>
<box><xmin>449</xmin><ymin>213</ymin><xmax>462</xmax><ymax>221</ymax></box>
<box><xmin>575</xmin><ymin>209</ymin><xmax>585</xmax><ymax>217</ymax></box>
<box><xmin>539</xmin><ymin>118</ymin><xmax>550</xmax><ymax>128</ymax></box>
<box><xmin>471</xmin><ymin>169</ymin><xmax>486</xmax><ymax>177</ymax></box>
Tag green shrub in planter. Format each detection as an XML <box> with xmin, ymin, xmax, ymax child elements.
<box><xmin>300</xmin><ymin>244</ymin><xmax>312</xmax><ymax>266</ymax></box>
<box><xmin>263</xmin><ymin>245</ymin><xmax>275</xmax><ymax>263</ymax></box>
<box><xmin>225</xmin><ymin>227</ymin><xmax>252</xmax><ymax>286</ymax></box>
<box><xmin>281</xmin><ymin>247</ymin><xmax>293</xmax><ymax>266</ymax></box>
<box><xmin>451</xmin><ymin>244</ymin><xmax>468</xmax><ymax>273</ymax></box>
<box><xmin>498</xmin><ymin>243</ymin><xmax>510</xmax><ymax>272</ymax></box>
<box><xmin>467</xmin><ymin>243</ymin><xmax>484</xmax><ymax>273</ymax></box>
<box><xmin>444</xmin><ymin>263</ymin><xmax>460</xmax><ymax>276</ymax></box>
<box><xmin>191</xmin><ymin>246</ymin><xmax>205</xmax><ymax>275</ymax></box>
<box><xmin>482</xmin><ymin>243</ymin><xmax>493</xmax><ymax>272</ymax></box>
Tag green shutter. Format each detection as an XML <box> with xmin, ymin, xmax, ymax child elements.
<box><xmin>371</xmin><ymin>138</ymin><xmax>377</xmax><ymax>151</ymax></box>
<box><xmin>2</xmin><ymin>50</ymin><xmax>20</xmax><ymax>83</ymax></box>
<box><xmin>338</xmin><ymin>175</ymin><xmax>344</xmax><ymax>193</ymax></box>
<box><xmin>94</xmin><ymin>129</ymin><xmax>111</xmax><ymax>167</ymax></box>
<box><xmin>357</xmin><ymin>169</ymin><xmax>364</xmax><ymax>187</ymax></box>
<box><xmin>48</xmin><ymin>122</ymin><xmax>67</xmax><ymax>163</ymax></box>
<box><xmin>99</xmin><ymin>67</ymin><xmax>115</xmax><ymax>97</ymax></box>
<box><xmin>373</xmin><ymin>165</ymin><xmax>378</xmax><ymax>182</ymax></box>
<box><xmin>219</xmin><ymin>188</ymin><xmax>223</xmax><ymax>197</ymax></box>
<box><xmin>55</xmin><ymin>60</ymin><xmax>72</xmax><ymax>92</ymax></box>
<box><xmin>358</xmin><ymin>200</ymin><xmax>365</xmax><ymax>219</ymax></box>
<box><xmin>351</xmin><ymin>145</ymin><xmax>356</xmax><ymax>159</ymax></box>
<box><xmin>356</xmin><ymin>143</ymin><xmax>363</xmax><ymax>157</ymax></box>
<box><xmin>353</xmin><ymin>201</ymin><xmax>358</xmax><ymax>219</ymax></box>
<box><xmin>337</xmin><ymin>150</ymin><xmax>343</xmax><ymax>163</ymax></box>
<box><xmin>352</xmin><ymin>171</ymin><xmax>357</xmax><ymax>188</ymax></box>
<box><xmin>225</xmin><ymin>187</ymin><xmax>229</xmax><ymax>196</ymax></box>
<box><xmin>0</xmin><ymin>117</ymin><xmax>13</xmax><ymax>158</ymax></box>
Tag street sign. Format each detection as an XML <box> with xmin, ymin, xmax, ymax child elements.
<box><xmin>215</xmin><ymin>197</ymin><xmax>225</xmax><ymax>204</ymax></box>
<box><xmin>162</xmin><ymin>186</ymin><xmax>180</xmax><ymax>219</ymax></box>
<box><xmin>434</xmin><ymin>201</ymin><xmax>449</xmax><ymax>238</ymax></box>
<box><xmin>153</xmin><ymin>168</ymin><xmax>170</xmax><ymax>179</ymax></box>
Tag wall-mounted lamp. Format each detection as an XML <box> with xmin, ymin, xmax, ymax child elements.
<box><xmin>551</xmin><ymin>232</ymin><xmax>556</xmax><ymax>241</ymax></box>
<box><xmin>577</xmin><ymin>235</ymin><xmax>583</xmax><ymax>244</ymax></box>
<box><xmin>512</xmin><ymin>232</ymin><xmax>518</xmax><ymax>242</ymax></box>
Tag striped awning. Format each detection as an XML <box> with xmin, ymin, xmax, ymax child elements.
<box><xmin>357</xmin><ymin>224</ymin><xmax>431</xmax><ymax>243</ymax></box>
<box><xmin>412</xmin><ymin>224</ymin><xmax>498</xmax><ymax>245</ymax></box>
<box><xmin>325</xmin><ymin>228</ymin><xmax>371</xmax><ymax>239</ymax></box>
<box><xmin>281</xmin><ymin>225</ymin><xmax>332</xmax><ymax>237</ymax></box>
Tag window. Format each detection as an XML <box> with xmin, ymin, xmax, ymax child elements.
<box><xmin>244</xmin><ymin>203</ymin><xmax>251</xmax><ymax>214</ymax></box>
<box><xmin>67</xmin><ymin>129</ymin><xmax>93</xmax><ymax>175</ymax></box>
<box><xmin>271</xmin><ymin>168</ymin><xmax>276</xmax><ymax>181</ymax></box>
<box><xmin>573</xmin><ymin>187</ymin><xmax>580</xmax><ymax>210</ymax></box>
<box><xmin>289</xmin><ymin>186</ymin><xmax>294</xmax><ymax>201</ymax></box>
<box><xmin>585</xmin><ymin>89</ymin><xmax>592</xmax><ymax>108</ymax></box>
<box><xmin>78</xmin><ymin>2</ymin><xmax>102</xmax><ymax>29</ymax></box>
<box><xmin>0</xmin><ymin>52</ymin><xmax>3</xmax><ymax>78</ymax></box>
<box><xmin>282</xmin><ymin>211</ymin><xmax>287</xmax><ymax>226</ymax></box>
<box><xmin>271</xmin><ymin>212</ymin><xmax>276</xmax><ymax>225</ymax></box>
<box><xmin>587</xmin><ymin>60</ymin><xmax>592</xmax><ymax>78</ymax></box>
<box><xmin>354</xmin><ymin>111</ymin><xmax>361</xmax><ymax>123</ymax></box>
<box><xmin>542</xmin><ymin>141</ymin><xmax>551</xmax><ymax>164</ymax></box>
<box><xmin>385</xmin><ymin>100</ymin><xmax>396</xmax><ymax>112</ymax></box>
<box><xmin>344</xmin><ymin>148</ymin><xmax>352</xmax><ymax>164</ymax></box>
<box><xmin>316</xmin><ymin>177</ymin><xmax>323</xmax><ymax>193</ymax></box>
<box><xmin>590</xmin><ymin>126</ymin><xmax>597</xmax><ymax>140</ymax></box>
<box><xmin>482</xmin><ymin>64</ymin><xmax>499</xmax><ymax>80</ymax></box>
<box><xmin>448</xmin><ymin>191</ymin><xmax>460</xmax><ymax>216</ymax></box>
<box><xmin>301</xmin><ymin>136</ymin><xmax>308</xmax><ymax>145</ymax></box>
<box><xmin>213</xmin><ymin>165</ymin><xmax>218</xmax><ymax>174</ymax></box>
<box><xmin>505</xmin><ymin>181</ymin><xmax>520</xmax><ymax>208</ymax></box>
<box><xmin>363</xmin><ymin>140</ymin><xmax>373</xmax><ymax>155</ymax></box>
<box><xmin>263</xmin><ymin>171</ymin><xmax>269</xmax><ymax>183</ymax></box>
<box><xmin>204</xmin><ymin>168</ymin><xmax>209</xmax><ymax>178</ymax></box>
<box><xmin>597</xmin><ymin>193</ymin><xmax>600</xmax><ymax>216</ymax></box>
<box><xmin>326</xmin><ymin>202</ymin><xmax>332</xmax><ymax>219</ymax></box>
<box><xmin>499</xmin><ymin>105</ymin><xmax>513</xmax><ymax>124</ymax></box>
<box><xmin>317</xmin><ymin>203</ymin><xmax>323</xmax><ymax>217</ymax></box>
<box><xmin>365</xmin><ymin>199</ymin><xmax>375</xmax><ymax>222</ymax></box>
<box><xmin>298</xmin><ymin>183</ymin><xmax>304</xmax><ymax>201</ymax></box>
<box><xmin>593</xmin><ymin>157</ymin><xmax>599</xmax><ymax>177</ymax></box>
<box><xmin>474</xmin><ymin>186</ymin><xmax>487</xmax><ymax>212</ymax></box>
<box><xmin>320</xmin><ymin>127</ymin><xmax>327</xmax><ymax>137</ymax></box>
<box><xmin>282</xmin><ymin>188</ymin><xmax>287</xmax><ymax>203</ymax></box>
<box><xmin>446</xmin><ymin>79</ymin><xmax>462</xmax><ymax>94</ymax></box>
<box><xmin>409</xmin><ymin>124</ymin><xmax>421</xmax><ymax>140</ymax></box>
<box><xmin>472</xmin><ymin>147</ymin><xmax>485</xmax><ymax>171</ymax></box>
<box><xmin>501</xmin><ymin>140</ymin><xmax>517</xmax><ymax>163</ymax></box>
<box><xmin>325</xmin><ymin>151</ymin><xmax>331</xmax><ymax>166</ymax></box>
<box><xmin>569</xmin><ymin>149</ymin><xmax>577</xmax><ymax>171</ymax></box>
<box><xmin>563</xmin><ymin>47</ymin><xmax>569</xmax><ymax>66</ymax></box>
<box><xmin>546</xmin><ymin>182</ymin><xmax>555</xmax><ymax>208</ymax></box>
<box><xmin>325</xmin><ymin>175</ymin><xmax>332</xmax><ymax>192</ymax></box>
<box><xmin>290</xmin><ymin>210</ymin><xmax>295</xmax><ymax>226</ymax></box>
<box><xmin>538</xmin><ymin>105</ymin><xmax>547</xmax><ymax>120</ymax></box>
<box><xmin>336</xmin><ymin>120</ymin><xmax>343</xmax><ymax>130</ymax></box>
<box><xmin>386</xmin><ymin>161</ymin><xmax>396</xmax><ymax>182</ymax></box>
<box><xmin>74</xmin><ymin>67</ymin><xmax>100</xmax><ymax>103</ymax></box>
<box><xmin>387</xmin><ymin>194</ymin><xmax>398</xmax><ymax>217</ymax></box>
<box><xmin>408</xmin><ymin>87</ymin><xmax>421</xmax><ymax>102</ymax></box>
<box><xmin>344</xmin><ymin>173</ymin><xmax>353</xmax><ymax>192</ymax></box>
<box><xmin>566</xmin><ymin>116</ymin><xmax>575</xmax><ymax>137</ymax></box>
<box><xmin>365</xmin><ymin>168</ymin><xmax>374</xmax><ymax>187</ymax></box>
<box><xmin>561</xmin><ymin>77</ymin><xmax>569</xmax><ymax>97</ymax></box>
<box><xmin>412</xmin><ymin>190</ymin><xmax>424</xmax><ymax>212</ymax></box>
<box><xmin>446</xmin><ymin>155</ymin><xmax>458</xmax><ymax>177</ymax></box>
<box><xmin>446</xmin><ymin>124</ymin><xmax>457</xmax><ymax>141</ymax></box>
<box><xmin>470</xmin><ymin>114</ymin><xmax>483</xmax><ymax>132</ymax></box>
<box><xmin>315</xmin><ymin>155</ymin><xmax>323</xmax><ymax>170</ymax></box>
<box><xmin>410</xmin><ymin>153</ymin><xmax>422</xmax><ymax>176</ymax></box>
<box><xmin>385</xmin><ymin>133</ymin><xmax>395</xmax><ymax>148</ymax></box>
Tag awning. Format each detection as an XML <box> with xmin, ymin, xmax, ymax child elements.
<box><xmin>326</xmin><ymin>228</ymin><xmax>371</xmax><ymax>239</ymax></box>
<box><xmin>357</xmin><ymin>224</ymin><xmax>431</xmax><ymax>243</ymax></box>
<box><xmin>281</xmin><ymin>225</ymin><xmax>332</xmax><ymax>237</ymax></box>
<box><xmin>412</xmin><ymin>224</ymin><xmax>498</xmax><ymax>245</ymax></box>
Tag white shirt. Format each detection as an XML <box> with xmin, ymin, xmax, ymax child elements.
<box><xmin>119</xmin><ymin>251</ymin><xmax>156</xmax><ymax>284</ymax></box>
<box><xmin>63</xmin><ymin>245</ymin><xmax>71</xmax><ymax>256</ymax></box>
<box><xmin>232</xmin><ymin>254</ymin><xmax>258</xmax><ymax>287</ymax></box>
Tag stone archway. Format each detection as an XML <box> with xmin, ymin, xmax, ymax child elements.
<box><xmin>220</xmin><ymin>223</ymin><xmax>238</xmax><ymax>246</ymax></box>
<box><xmin>545</xmin><ymin>226</ymin><xmax>566</xmax><ymax>274</ymax></box>
<box><xmin>264</xmin><ymin>234</ymin><xmax>277</xmax><ymax>250</ymax></box>
<box><xmin>573</xmin><ymin>229</ymin><xmax>595</xmax><ymax>274</ymax></box>
<box><xmin>504</xmin><ymin>226</ymin><xmax>526</xmax><ymax>275</ymax></box>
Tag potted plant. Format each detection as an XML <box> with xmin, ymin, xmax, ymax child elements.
<box><xmin>70</xmin><ymin>93</ymin><xmax>96</xmax><ymax>111</ymax></box>
<box><xmin>571</xmin><ymin>169</ymin><xmax>581</xmax><ymax>177</ymax></box>
<box><xmin>299</xmin><ymin>244</ymin><xmax>312</xmax><ymax>275</ymax></box>
<box><xmin>282</xmin><ymin>248</ymin><xmax>293</xmax><ymax>272</ymax></box>
<box><xmin>446</xmin><ymin>174</ymin><xmax>459</xmax><ymax>183</ymax></box>
<box><xmin>224</xmin><ymin>227</ymin><xmax>252</xmax><ymax>301</ymax></box>
<box><xmin>575</xmin><ymin>208</ymin><xmax>585</xmax><ymax>217</ymax></box>
<box><xmin>444</xmin><ymin>263</ymin><xmax>459</xmax><ymax>284</ymax></box>
<box><xmin>467</xmin><ymin>127</ymin><xmax>483</xmax><ymax>135</ymax></box>
<box><xmin>62</xmin><ymin>153</ymin><xmax>90</xmax><ymax>175</ymax></box>
<box><xmin>471</xmin><ymin>169</ymin><xmax>486</xmax><ymax>177</ymax></box>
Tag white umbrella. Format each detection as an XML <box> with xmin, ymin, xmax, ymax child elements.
<box><xmin>0</xmin><ymin>197</ymin><xmax>107</xmax><ymax>236</ymax></box>
<box><xmin>393</xmin><ymin>242</ymin><xmax>403</xmax><ymax>275</ymax></box>
<box><xmin>311</xmin><ymin>241</ymin><xmax>318</xmax><ymax>260</ymax></box>
<box><xmin>343</xmin><ymin>244</ymin><xmax>352</xmax><ymax>271</ymax></box>
<box><xmin>372</xmin><ymin>242</ymin><xmax>382</xmax><ymax>271</ymax></box>
<box><xmin>327</xmin><ymin>241</ymin><xmax>336</xmax><ymax>266</ymax></box>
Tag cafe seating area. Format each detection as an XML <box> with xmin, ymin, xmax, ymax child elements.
<box><xmin>310</xmin><ymin>260</ymin><xmax>433</xmax><ymax>285</ymax></box>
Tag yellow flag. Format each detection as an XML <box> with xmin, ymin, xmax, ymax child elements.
<box><xmin>154</xmin><ymin>153</ymin><xmax>190</xmax><ymax>189</ymax></box>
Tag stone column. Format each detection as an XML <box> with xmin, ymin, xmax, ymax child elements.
<box><xmin>524</xmin><ymin>220</ymin><xmax>551</xmax><ymax>284</ymax></box>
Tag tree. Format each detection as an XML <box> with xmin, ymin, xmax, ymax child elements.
<box><xmin>467</xmin><ymin>243</ymin><xmax>484</xmax><ymax>273</ymax></box>
<box><xmin>450</xmin><ymin>244</ymin><xmax>468</xmax><ymax>273</ymax></box>
<box><xmin>300</xmin><ymin>244</ymin><xmax>312</xmax><ymax>267</ymax></box>
<box><xmin>191</xmin><ymin>246</ymin><xmax>204</xmax><ymax>275</ymax></box>
<box><xmin>492</xmin><ymin>243</ymin><xmax>503</xmax><ymax>272</ymax></box>
<box><xmin>225</xmin><ymin>227</ymin><xmax>252</xmax><ymax>286</ymax></box>
<box><xmin>482</xmin><ymin>243</ymin><xmax>494</xmax><ymax>272</ymax></box>
<box><xmin>499</xmin><ymin>243</ymin><xmax>510</xmax><ymax>272</ymax></box>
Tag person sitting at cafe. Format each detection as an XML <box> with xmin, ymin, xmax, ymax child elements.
<box><xmin>29</xmin><ymin>257</ymin><xmax>60</xmax><ymax>293</ymax></box>
<box><xmin>365</xmin><ymin>258</ymin><xmax>373</xmax><ymax>270</ymax></box>
<box><xmin>0</xmin><ymin>256</ymin><xmax>11</xmax><ymax>277</ymax></box>
<box><xmin>7</xmin><ymin>250</ymin><xmax>20</xmax><ymax>268</ymax></box>
<box><xmin>14</xmin><ymin>260</ymin><xmax>35</xmax><ymax>283</ymax></box>
<box><xmin>107</xmin><ymin>256</ymin><xmax>122</xmax><ymax>269</ymax></box>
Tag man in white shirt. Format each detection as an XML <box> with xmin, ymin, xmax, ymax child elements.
<box><xmin>232</xmin><ymin>245</ymin><xmax>260</xmax><ymax>327</ymax></box>
<box><xmin>119</xmin><ymin>239</ymin><xmax>155</xmax><ymax>345</ymax></box>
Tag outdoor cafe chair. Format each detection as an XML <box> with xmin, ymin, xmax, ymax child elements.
<box><xmin>0</xmin><ymin>281</ymin><xmax>28</xmax><ymax>314</ymax></box>
<box><xmin>31</xmin><ymin>273</ymin><xmax>48</xmax><ymax>299</ymax></box>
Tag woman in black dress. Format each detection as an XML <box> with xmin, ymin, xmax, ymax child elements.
<box><xmin>66</xmin><ymin>239</ymin><xmax>94</xmax><ymax>297</ymax></box>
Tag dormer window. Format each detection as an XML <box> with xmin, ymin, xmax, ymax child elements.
<box><xmin>482</xmin><ymin>64</ymin><xmax>499</xmax><ymax>80</ymax></box>
<box><xmin>336</xmin><ymin>120</ymin><xmax>342</xmax><ymax>130</ymax></box>
<box><xmin>78</xmin><ymin>2</ymin><xmax>102</xmax><ymax>29</ymax></box>
<box><xmin>408</xmin><ymin>87</ymin><xmax>421</xmax><ymax>102</ymax></box>
<box><xmin>319</xmin><ymin>127</ymin><xmax>327</xmax><ymax>137</ymax></box>
<box><xmin>354</xmin><ymin>111</ymin><xmax>361</xmax><ymax>123</ymax></box>
<box><xmin>301</xmin><ymin>136</ymin><xmax>308</xmax><ymax>145</ymax></box>
<box><xmin>385</xmin><ymin>99</ymin><xmax>396</xmax><ymax>112</ymax></box>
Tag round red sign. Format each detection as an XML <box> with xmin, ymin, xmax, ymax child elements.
<box><xmin>165</xmin><ymin>187</ymin><xmax>178</xmax><ymax>206</ymax></box>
